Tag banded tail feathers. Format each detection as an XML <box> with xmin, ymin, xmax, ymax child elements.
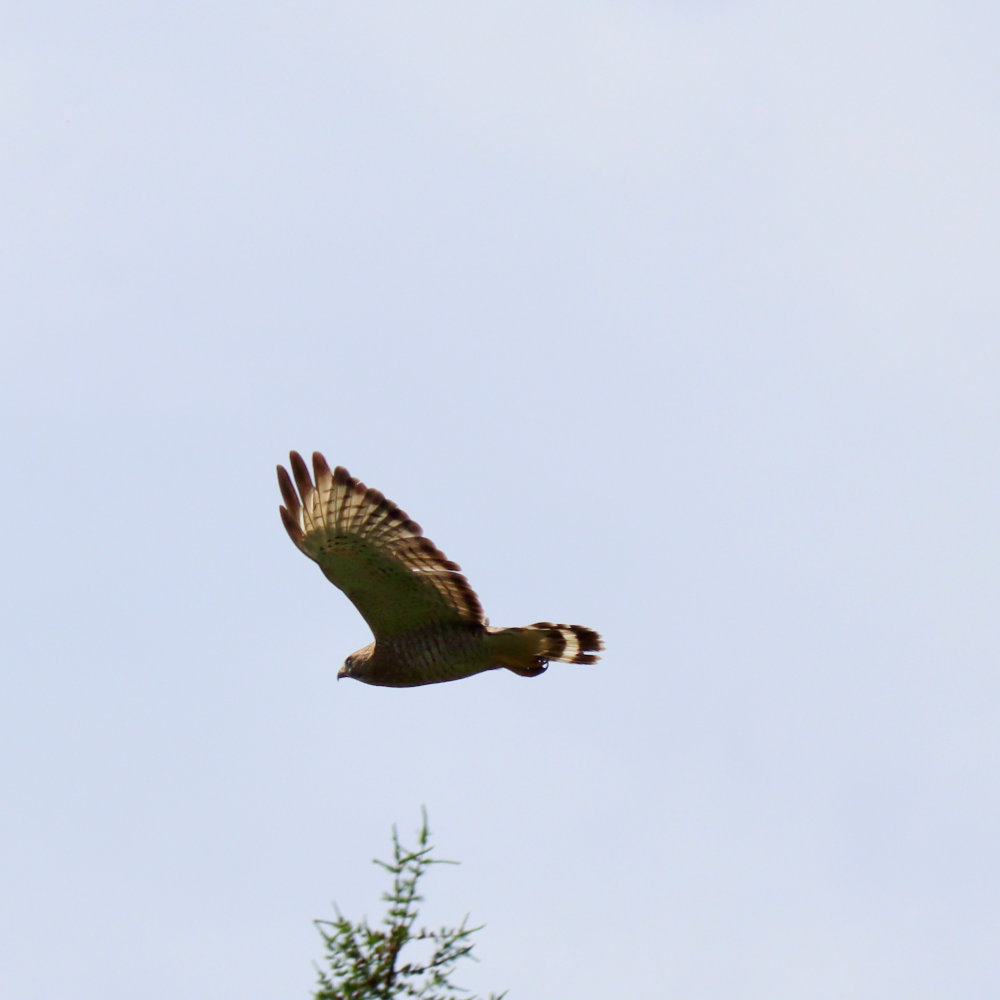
<box><xmin>487</xmin><ymin>622</ymin><xmax>603</xmax><ymax>677</ymax></box>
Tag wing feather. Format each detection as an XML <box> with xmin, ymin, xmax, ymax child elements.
<box><xmin>277</xmin><ymin>452</ymin><xmax>485</xmax><ymax>638</ymax></box>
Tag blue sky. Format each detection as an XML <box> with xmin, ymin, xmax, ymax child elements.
<box><xmin>3</xmin><ymin>3</ymin><xmax>999</xmax><ymax>997</ymax></box>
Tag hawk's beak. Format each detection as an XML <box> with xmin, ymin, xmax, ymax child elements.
<box><xmin>337</xmin><ymin>666</ymin><xmax>347</xmax><ymax>681</ymax></box>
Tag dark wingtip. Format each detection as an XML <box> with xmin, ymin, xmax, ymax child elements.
<box><xmin>277</xmin><ymin>464</ymin><xmax>299</xmax><ymax>511</ymax></box>
<box><xmin>279</xmin><ymin>504</ymin><xmax>304</xmax><ymax>543</ymax></box>
<box><xmin>289</xmin><ymin>450</ymin><xmax>312</xmax><ymax>497</ymax></box>
<box><xmin>312</xmin><ymin>451</ymin><xmax>332</xmax><ymax>481</ymax></box>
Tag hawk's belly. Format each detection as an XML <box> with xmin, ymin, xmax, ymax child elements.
<box><xmin>366</xmin><ymin>626</ymin><xmax>496</xmax><ymax>687</ymax></box>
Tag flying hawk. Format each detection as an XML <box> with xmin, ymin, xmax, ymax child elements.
<box><xmin>277</xmin><ymin>451</ymin><xmax>602</xmax><ymax>687</ymax></box>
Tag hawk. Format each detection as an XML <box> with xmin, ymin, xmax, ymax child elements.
<box><xmin>277</xmin><ymin>451</ymin><xmax>603</xmax><ymax>687</ymax></box>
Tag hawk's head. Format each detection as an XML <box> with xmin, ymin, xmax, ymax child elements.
<box><xmin>338</xmin><ymin>642</ymin><xmax>376</xmax><ymax>682</ymax></box>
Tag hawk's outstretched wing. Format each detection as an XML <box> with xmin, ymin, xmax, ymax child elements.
<box><xmin>277</xmin><ymin>452</ymin><xmax>485</xmax><ymax>638</ymax></box>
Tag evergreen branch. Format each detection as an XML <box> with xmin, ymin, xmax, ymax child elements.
<box><xmin>312</xmin><ymin>811</ymin><xmax>505</xmax><ymax>1000</ymax></box>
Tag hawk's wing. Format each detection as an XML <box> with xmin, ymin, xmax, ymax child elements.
<box><xmin>277</xmin><ymin>452</ymin><xmax>485</xmax><ymax>638</ymax></box>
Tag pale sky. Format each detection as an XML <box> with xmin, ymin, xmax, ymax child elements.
<box><xmin>3</xmin><ymin>3</ymin><xmax>999</xmax><ymax>998</ymax></box>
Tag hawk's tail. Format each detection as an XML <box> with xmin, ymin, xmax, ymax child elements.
<box><xmin>488</xmin><ymin>622</ymin><xmax>603</xmax><ymax>677</ymax></box>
